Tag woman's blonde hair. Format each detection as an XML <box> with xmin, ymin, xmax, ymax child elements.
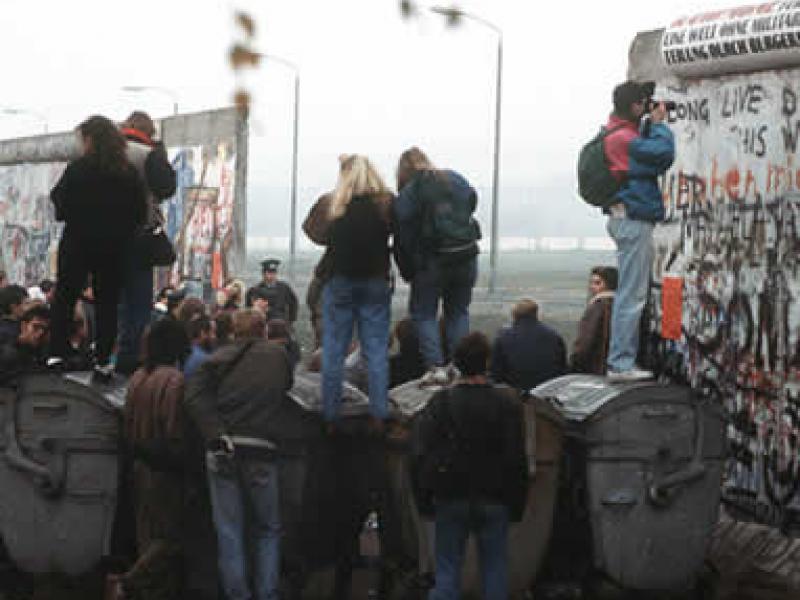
<box><xmin>329</xmin><ymin>154</ymin><xmax>390</xmax><ymax>219</ymax></box>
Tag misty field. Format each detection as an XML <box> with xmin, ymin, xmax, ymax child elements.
<box><xmin>245</xmin><ymin>250</ymin><xmax>617</xmax><ymax>357</ymax></box>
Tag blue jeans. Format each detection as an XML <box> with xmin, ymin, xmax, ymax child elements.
<box><xmin>117</xmin><ymin>260</ymin><xmax>154</xmax><ymax>375</ymax></box>
<box><xmin>206</xmin><ymin>452</ymin><xmax>281</xmax><ymax>600</ymax></box>
<box><xmin>429</xmin><ymin>500</ymin><xmax>509</xmax><ymax>600</ymax></box>
<box><xmin>322</xmin><ymin>275</ymin><xmax>391</xmax><ymax>422</ymax></box>
<box><xmin>410</xmin><ymin>257</ymin><xmax>477</xmax><ymax>368</ymax></box>
<box><xmin>606</xmin><ymin>217</ymin><xmax>654</xmax><ymax>372</ymax></box>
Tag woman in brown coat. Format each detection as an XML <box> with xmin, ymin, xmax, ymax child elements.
<box><xmin>121</xmin><ymin>319</ymin><xmax>190</xmax><ymax>599</ymax></box>
<box><xmin>570</xmin><ymin>266</ymin><xmax>617</xmax><ymax>375</ymax></box>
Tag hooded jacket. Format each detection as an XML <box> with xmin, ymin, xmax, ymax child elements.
<box><xmin>603</xmin><ymin>114</ymin><xmax>675</xmax><ymax>222</ymax></box>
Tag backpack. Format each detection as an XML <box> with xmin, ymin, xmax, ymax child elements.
<box><xmin>577</xmin><ymin>124</ymin><xmax>626</xmax><ymax>208</ymax></box>
<box><xmin>417</xmin><ymin>171</ymin><xmax>480</xmax><ymax>257</ymax></box>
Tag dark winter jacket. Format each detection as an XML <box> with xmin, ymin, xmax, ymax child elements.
<box><xmin>393</xmin><ymin>169</ymin><xmax>478</xmax><ymax>281</ymax></box>
<box><xmin>603</xmin><ymin>115</ymin><xmax>675</xmax><ymax>222</ymax></box>
<box><xmin>414</xmin><ymin>383</ymin><xmax>528</xmax><ymax>521</ymax></box>
<box><xmin>0</xmin><ymin>317</ymin><xmax>19</xmax><ymax>346</ymax></box>
<box><xmin>125</xmin><ymin>365</ymin><xmax>189</xmax><ymax>472</ymax></box>
<box><xmin>0</xmin><ymin>339</ymin><xmax>46</xmax><ymax>384</ymax></box>
<box><xmin>329</xmin><ymin>193</ymin><xmax>393</xmax><ymax>279</ymax></box>
<box><xmin>184</xmin><ymin>339</ymin><xmax>293</xmax><ymax>444</ymax></box>
<box><xmin>303</xmin><ymin>191</ymin><xmax>394</xmax><ymax>280</ymax></box>
<box><xmin>570</xmin><ymin>291</ymin><xmax>614</xmax><ymax>375</ymax></box>
<box><xmin>50</xmin><ymin>156</ymin><xmax>146</xmax><ymax>243</ymax></box>
<box><xmin>491</xmin><ymin>316</ymin><xmax>567</xmax><ymax>392</ymax></box>
<box><xmin>245</xmin><ymin>281</ymin><xmax>299</xmax><ymax>322</ymax></box>
<box><xmin>122</xmin><ymin>128</ymin><xmax>177</xmax><ymax>228</ymax></box>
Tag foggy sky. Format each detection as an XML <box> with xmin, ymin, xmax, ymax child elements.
<box><xmin>1</xmin><ymin>0</ymin><xmax>740</xmax><ymax>237</ymax></box>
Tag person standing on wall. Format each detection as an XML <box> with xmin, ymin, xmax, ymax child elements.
<box><xmin>603</xmin><ymin>82</ymin><xmax>674</xmax><ymax>382</ymax></box>
<box><xmin>116</xmin><ymin>111</ymin><xmax>177</xmax><ymax>376</ymax></box>
<box><xmin>304</xmin><ymin>154</ymin><xmax>395</xmax><ymax>425</ymax></box>
<box><xmin>393</xmin><ymin>147</ymin><xmax>481</xmax><ymax>388</ymax></box>
<box><xmin>570</xmin><ymin>266</ymin><xmax>617</xmax><ymax>375</ymax></box>
<box><xmin>245</xmin><ymin>259</ymin><xmax>298</xmax><ymax>325</ymax></box>
<box><xmin>48</xmin><ymin>115</ymin><xmax>146</xmax><ymax>380</ymax></box>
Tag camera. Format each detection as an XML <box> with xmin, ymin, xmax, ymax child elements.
<box><xmin>641</xmin><ymin>81</ymin><xmax>676</xmax><ymax>113</ymax></box>
<box><xmin>647</xmin><ymin>99</ymin><xmax>678</xmax><ymax>112</ymax></box>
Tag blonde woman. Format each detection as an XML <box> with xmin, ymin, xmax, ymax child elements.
<box><xmin>307</xmin><ymin>155</ymin><xmax>394</xmax><ymax>423</ymax></box>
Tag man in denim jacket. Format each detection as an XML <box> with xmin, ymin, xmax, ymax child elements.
<box><xmin>603</xmin><ymin>81</ymin><xmax>675</xmax><ymax>382</ymax></box>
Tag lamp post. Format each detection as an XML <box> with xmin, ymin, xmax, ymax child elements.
<box><xmin>263</xmin><ymin>54</ymin><xmax>300</xmax><ymax>264</ymax></box>
<box><xmin>1</xmin><ymin>108</ymin><xmax>49</xmax><ymax>134</ymax></box>
<box><xmin>120</xmin><ymin>85</ymin><xmax>179</xmax><ymax>116</ymax></box>
<box><xmin>431</xmin><ymin>6</ymin><xmax>503</xmax><ymax>293</ymax></box>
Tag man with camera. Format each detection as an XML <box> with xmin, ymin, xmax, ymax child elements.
<box><xmin>603</xmin><ymin>81</ymin><xmax>675</xmax><ymax>382</ymax></box>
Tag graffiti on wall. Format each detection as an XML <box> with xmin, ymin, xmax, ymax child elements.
<box><xmin>167</xmin><ymin>140</ymin><xmax>236</xmax><ymax>295</ymax></box>
<box><xmin>649</xmin><ymin>69</ymin><xmax>800</xmax><ymax>530</ymax></box>
<box><xmin>0</xmin><ymin>138</ymin><xmax>238</xmax><ymax>298</ymax></box>
<box><xmin>0</xmin><ymin>163</ymin><xmax>64</xmax><ymax>286</ymax></box>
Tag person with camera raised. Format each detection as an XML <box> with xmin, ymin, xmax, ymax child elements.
<box><xmin>603</xmin><ymin>81</ymin><xmax>674</xmax><ymax>382</ymax></box>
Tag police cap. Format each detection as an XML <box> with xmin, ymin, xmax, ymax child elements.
<box><xmin>261</xmin><ymin>258</ymin><xmax>281</xmax><ymax>273</ymax></box>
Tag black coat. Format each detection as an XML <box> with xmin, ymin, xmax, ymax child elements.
<box><xmin>491</xmin><ymin>316</ymin><xmax>567</xmax><ymax>392</ymax></box>
<box><xmin>414</xmin><ymin>383</ymin><xmax>528</xmax><ymax>521</ymax></box>
<box><xmin>50</xmin><ymin>156</ymin><xmax>146</xmax><ymax>243</ymax></box>
<box><xmin>245</xmin><ymin>280</ymin><xmax>299</xmax><ymax>323</ymax></box>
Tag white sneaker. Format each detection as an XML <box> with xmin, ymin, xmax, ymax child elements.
<box><xmin>419</xmin><ymin>366</ymin><xmax>451</xmax><ymax>388</ymax></box>
<box><xmin>607</xmin><ymin>368</ymin><xmax>654</xmax><ymax>383</ymax></box>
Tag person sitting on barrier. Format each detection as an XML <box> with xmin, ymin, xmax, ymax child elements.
<box><xmin>389</xmin><ymin>317</ymin><xmax>426</xmax><ymax>388</ymax></box>
<box><xmin>571</xmin><ymin>266</ymin><xmax>617</xmax><ymax>375</ymax></box>
<box><xmin>184</xmin><ymin>314</ymin><xmax>216</xmax><ymax>378</ymax></box>
<box><xmin>0</xmin><ymin>284</ymin><xmax>29</xmax><ymax>345</ymax></box>
<box><xmin>490</xmin><ymin>299</ymin><xmax>567</xmax><ymax>392</ymax></box>
<box><xmin>185</xmin><ymin>308</ymin><xmax>293</xmax><ymax>600</ymax></box>
<box><xmin>0</xmin><ymin>303</ymin><xmax>51</xmax><ymax>384</ymax></box>
<box><xmin>121</xmin><ymin>318</ymin><xmax>191</xmax><ymax>599</ymax></box>
<box><xmin>415</xmin><ymin>331</ymin><xmax>528</xmax><ymax>600</ymax></box>
<box><xmin>48</xmin><ymin>115</ymin><xmax>146</xmax><ymax>382</ymax></box>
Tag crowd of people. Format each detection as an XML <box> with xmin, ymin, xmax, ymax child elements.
<box><xmin>0</xmin><ymin>77</ymin><xmax>674</xmax><ymax>599</ymax></box>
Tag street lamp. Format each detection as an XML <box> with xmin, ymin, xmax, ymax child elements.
<box><xmin>431</xmin><ymin>6</ymin><xmax>503</xmax><ymax>293</ymax></box>
<box><xmin>263</xmin><ymin>54</ymin><xmax>301</xmax><ymax>264</ymax></box>
<box><xmin>1</xmin><ymin>108</ymin><xmax>49</xmax><ymax>134</ymax></box>
<box><xmin>121</xmin><ymin>85</ymin><xmax>179</xmax><ymax>116</ymax></box>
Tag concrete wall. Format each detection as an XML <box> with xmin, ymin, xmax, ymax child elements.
<box><xmin>0</xmin><ymin>107</ymin><xmax>247</xmax><ymax>296</ymax></box>
<box><xmin>628</xmin><ymin>32</ymin><xmax>800</xmax><ymax>531</ymax></box>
